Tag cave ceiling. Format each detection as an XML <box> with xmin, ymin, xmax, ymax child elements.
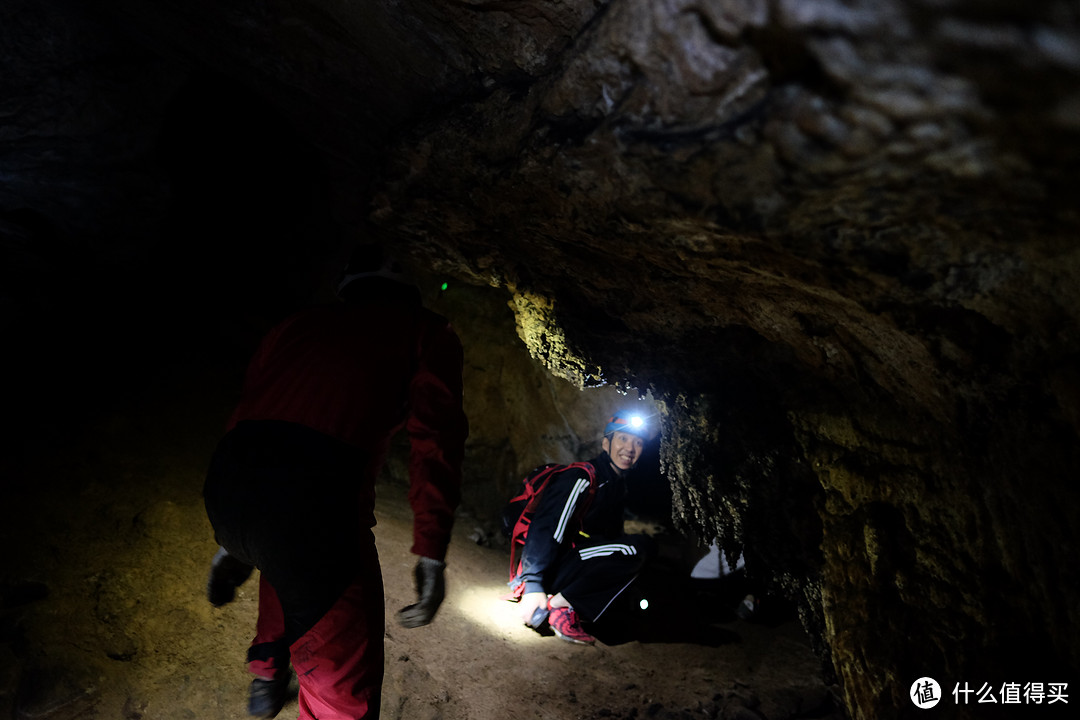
<box><xmin>10</xmin><ymin>0</ymin><xmax>1077</xmax><ymax>411</ymax></box>
<box><xmin>3</xmin><ymin>1</ymin><xmax>1080</xmax><ymax>718</ymax></box>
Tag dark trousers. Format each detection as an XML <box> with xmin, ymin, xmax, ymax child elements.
<box><xmin>204</xmin><ymin>420</ymin><xmax>384</xmax><ymax>719</ymax></box>
<box><xmin>547</xmin><ymin>533</ymin><xmax>656</xmax><ymax>622</ymax></box>
<box><xmin>203</xmin><ymin>420</ymin><xmax>372</xmax><ymax>644</ymax></box>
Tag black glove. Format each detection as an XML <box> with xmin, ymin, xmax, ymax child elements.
<box><xmin>395</xmin><ymin>556</ymin><xmax>446</xmax><ymax>628</ymax></box>
<box><xmin>206</xmin><ymin>546</ymin><xmax>254</xmax><ymax>607</ymax></box>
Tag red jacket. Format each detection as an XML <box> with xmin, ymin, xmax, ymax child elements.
<box><xmin>228</xmin><ymin>298</ymin><xmax>468</xmax><ymax>561</ymax></box>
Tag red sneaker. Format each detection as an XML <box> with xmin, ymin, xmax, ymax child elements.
<box><xmin>548</xmin><ymin>607</ymin><xmax>596</xmax><ymax>645</ymax></box>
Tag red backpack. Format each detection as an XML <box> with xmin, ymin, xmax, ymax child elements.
<box><xmin>502</xmin><ymin>461</ymin><xmax>597</xmax><ymax>598</ymax></box>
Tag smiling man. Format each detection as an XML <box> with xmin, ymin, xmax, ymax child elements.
<box><xmin>510</xmin><ymin>409</ymin><xmax>658</xmax><ymax>645</ymax></box>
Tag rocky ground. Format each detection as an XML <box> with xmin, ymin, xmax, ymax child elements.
<box><xmin>1</xmin><ymin>369</ymin><xmax>843</xmax><ymax>720</ymax></box>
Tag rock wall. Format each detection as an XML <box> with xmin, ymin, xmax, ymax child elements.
<box><xmin>3</xmin><ymin>1</ymin><xmax>1079</xmax><ymax>718</ymax></box>
<box><xmin>391</xmin><ymin>274</ymin><xmax>653</xmax><ymax>524</ymax></box>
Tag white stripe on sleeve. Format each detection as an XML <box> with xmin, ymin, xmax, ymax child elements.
<box><xmin>553</xmin><ymin>477</ymin><xmax>591</xmax><ymax>543</ymax></box>
<box><xmin>577</xmin><ymin>543</ymin><xmax>638</xmax><ymax>560</ymax></box>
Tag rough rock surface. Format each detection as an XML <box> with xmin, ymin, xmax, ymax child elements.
<box><xmin>3</xmin><ymin>1</ymin><xmax>1079</xmax><ymax>718</ymax></box>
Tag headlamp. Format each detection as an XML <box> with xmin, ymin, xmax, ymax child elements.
<box><xmin>604</xmin><ymin>409</ymin><xmax>651</xmax><ymax>439</ymax></box>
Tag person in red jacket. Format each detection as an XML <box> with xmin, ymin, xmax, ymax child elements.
<box><xmin>202</xmin><ymin>243</ymin><xmax>468</xmax><ymax>719</ymax></box>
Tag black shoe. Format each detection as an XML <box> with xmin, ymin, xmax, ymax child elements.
<box><xmin>207</xmin><ymin>547</ymin><xmax>254</xmax><ymax>607</ymax></box>
<box><xmin>248</xmin><ymin>675</ymin><xmax>290</xmax><ymax>719</ymax></box>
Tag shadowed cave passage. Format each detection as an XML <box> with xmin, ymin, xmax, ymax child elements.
<box><xmin>2</xmin><ymin>1</ymin><xmax>1079</xmax><ymax>719</ymax></box>
<box><xmin>0</xmin><ymin>66</ymin><xmax>843</xmax><ymax>720</ymax></box>
<box><xmin>0</xmin><ymin>389</ymin><xmax>840</xmax><ymax>720</ymax></box>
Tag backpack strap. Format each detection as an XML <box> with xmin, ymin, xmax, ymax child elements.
<box><xmin>506</xmin><ymin>461</ymin><xmax>597</xmax><ymax>594</ymax></box>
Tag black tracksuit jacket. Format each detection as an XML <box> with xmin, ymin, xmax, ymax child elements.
<box><xmin>517</xmin><ymin>453</ymin><xmax>627</xmax><ymax>596</ymax></box>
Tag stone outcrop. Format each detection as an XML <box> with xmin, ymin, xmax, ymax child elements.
<box><xmin>3</xmin><ymin>1</ymin><xmax>1079</xmax><ymax>717</ymax></box>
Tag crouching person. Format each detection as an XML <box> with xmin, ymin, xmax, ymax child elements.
<box><xmin>508</xmin><ymin>409</ymin><xmax>657</xmax><ymax>644</ymax></box>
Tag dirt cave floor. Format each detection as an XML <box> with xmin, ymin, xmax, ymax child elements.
<box><xmin>1</xmin><ymin>375</ymin><xmax>844</xmax><ymax>720</ymax></box>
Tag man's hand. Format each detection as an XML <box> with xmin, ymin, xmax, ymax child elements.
<box><xmin>519</xmin><ymin>591</ymin><xmax>550</xmax><ymax>627</ymax></box>
<box><xmin>396</xmin><ymin>556</ymin><xmax>446</xmax><ymax>628</ymax></box>
<box><xmin>206</xmin><ymin>546</ymin><xmax>254</xmax><ymax>607</ymax></box>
